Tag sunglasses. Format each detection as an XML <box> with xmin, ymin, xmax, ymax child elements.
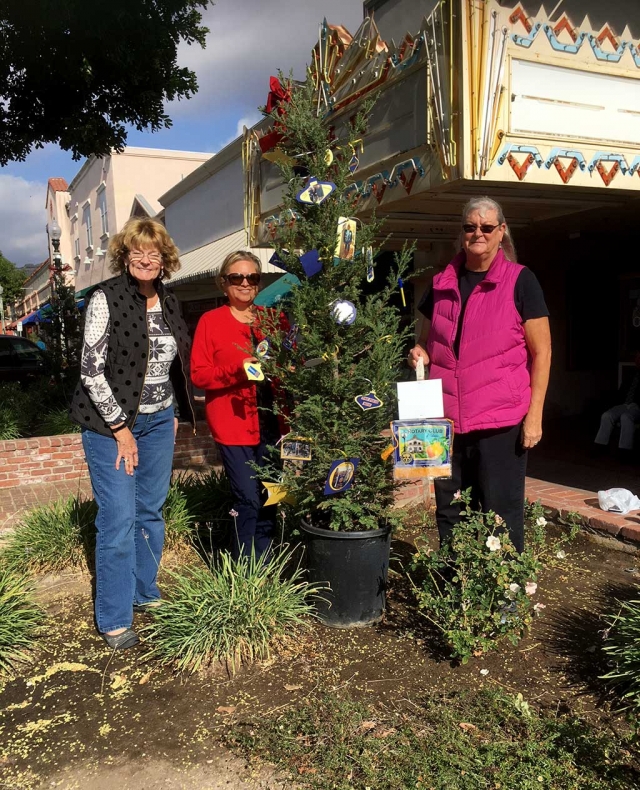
<box><xmin>223</xmin><ymin>272</ymin><xmax>261</xmax><ymax>286</ymax></box>
<box><xmin>129</xmin><ymin>250</ymin><xmax>162</xmax><ymax>264</ymax></box>
<box><xmin>462</xmin><ymin>223</ymin><xmax>501</xmax><ymax>235</ymax></box>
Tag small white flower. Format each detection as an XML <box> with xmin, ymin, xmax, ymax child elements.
<box><xmin>495</xmin><ymin>514</ymin><xmax>504</xmax><ymax>526</ymax></box>
<box><xmin>525</xmin><ymin>582</ymin><xmax>538</xmax><ymax>596</ymax></box>
<box><xmin>509</xmin><ymin>583</ymin><xmax>521</xmax><ymax>594</ymax></box>
<box><xmin>536</xmin><ymin>517</ymin><xmax>547</xmax><ymax>527</ymax></box>
<box><xmin>229</xmin><ymin>509</ymin><xmax>239</xmax><ymax>518</ymax></box>
<box><xmin>556</xmin><ymin>550</ymin><xmax>566</xmax><ymax>560</ymax></box>
<box><xmin>453</xmin><ymin>490</ymin><xmax>462</xmax><ymax>500</ymax></box>
<box><xmin>486</xmin><ymin>535</ymin><xmax>501</xmax><ymax>552</ymax></box>
<box><xmin>533</xmin><ymin>602</ymin><xmax>546</xmax><ymax>613</ymax></box>
<box><xmin>480</xmin><ymin>669</ymin><xmax>489</xmax><ymax>676</ymax></box>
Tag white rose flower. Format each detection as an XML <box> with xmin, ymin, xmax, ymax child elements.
<box><xmin>486</xmin><ymin>535</ymin><xmax>501</xmax><ymax>552</ymax></box>
<box><xmin>509</xmin><ymin>583</ymin><xmax>521</xmax><ymax>594</ymax></box>
<box><xmin>533</xmin><ymin>602</ymin><xmax>546</xmax><ymax>613</ymax></box>
<box><xmin>495</xmin><ymin>514</ymin><xmax>504</xmax><ymax>526</ymax></box>
<box><xmin>536</xmin><ymin>517</ymin><xmax>547</xmax><ymax>527</ymax></box>
<box><xmin>525</xmin><ymin>582</ymin><xmax>538</xmax><ymax>596</ymax></box>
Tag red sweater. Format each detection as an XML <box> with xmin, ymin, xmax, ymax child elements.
<box><xmin>190</xmin><ymin>305</ymin><xmax>277</xmax><ymax>445</ymax></box>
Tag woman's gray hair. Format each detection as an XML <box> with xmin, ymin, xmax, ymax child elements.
<box><xmin>460</xmin><ymin>196</ymin><xmax>517</xmax><ymax>262</ymax></box>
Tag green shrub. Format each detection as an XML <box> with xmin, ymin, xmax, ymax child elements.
<box><xmin>602</xmin><ymin>593</ymin><xmax>640</xmax><ymax>715</ymax></box>
<box><xmin>409</xmin><ymin>490</ymin><xmax>576</xmax><ymax>662</ymax></box>
<box><xmin>228</xmin><ymin>689</ymin><xmax>639</xmax><ymax>790</ymax></box>
<box><xmin>0</xmin><ymin>567</ymin><xmax>42</xmax><ymax>675</ymax></box>
<box><xmin>144</xmin><ymin>547</ymin><xmax>321</xmax><ymax>673</ymax></box>
<box><xmin>172</xmin><ymin>469</ymin><xmax>234</xmax><ymax>526</ymax></box>
<box><xmin>0</xmin><ymin>410</ymin><xmax>20</xmax><ymax>440</ymax></box>
<box><xmin>36</xmin><ymin>408</ymin><xmax>80</xmax><ymax>437</ymax></box>
<box><xmin>0</xmin><ymin>496</ymin><xmax>96</xmax><ymax>575</ymax></box>
<box><xmin>163</xmin><ymin>481</ymin><xmax>195</xmax><ymax>551</ymax></box>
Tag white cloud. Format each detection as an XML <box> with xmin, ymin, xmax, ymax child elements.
<box><xmin>168</xmin><ymin>0</ymin><xmax>364</xmax><ymax>119</ymax></box>
<box><xmin>0</xmin><ymin>175</ymin><xmax>47</xmax><ymax>266</ymax></box>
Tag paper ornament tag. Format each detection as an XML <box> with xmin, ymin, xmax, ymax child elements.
<box><xmin>365</xmin><ymin>247</ymin><xmax>374</xmax><ymax>282</ymax></box>
<box><xmin>283</xmin><ymin>325</ymin><xmax>298</xmax><ymax>351</ymax></box>
<box><xmin>334</xmin><ymin>217</ymin><xmax>357</xmax><ymax>262</ymax></box>
<box><xmin>255</xmin><ymin>339</ymin><xmax>270</xmax><ymax>358</ymax></box>
<box><xmin>296</xmin><ymin>177</ymin><xmax>336</xmax><ymax>205</ymax></box>
<box><xmin>244</xmin><ymin>361</ymin><xmax>264</xmax><ymax>381</ymax></box>
<box><xmin>390</xmin><ymin>419</ymin><xmax>453</xmax><ymax>479</ymax></box>
<box><xmin>262</xmin><ymin>149</ymin><xmax>295</xmax><ymax>166</ymax></box>
<box><xmin>263</xmin><ymin>481</ymin><xmax>296</xmax><ymax>507</ymax></box>
<box><xmin>280</xmin><ymin>436</ymin><xmax>312</xmax><ymax>461</ymax></box>
<box><xmin>331</xmin><ymin>300</ymin><xmax>357</xmax><ymax>325</ymax></box>
<box><xmin>300</xmin><ymin>249</ymin><xmax>322</xmax><ymax>278</ymax></box>
<box><xmin>323</xmin><ymin>458</ymin><xmax>360</xmax><ymax>496</ymax></box>
<box><xmin>355</xmin><ymin>391</ymin><xmax>384</xmax><ymax>411</ymax></box>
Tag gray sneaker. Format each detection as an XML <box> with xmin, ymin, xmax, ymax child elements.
<box><xmin>102</xmin><ymin>628</ymin><xmax>139</xmax><ymax>650</ymax></box>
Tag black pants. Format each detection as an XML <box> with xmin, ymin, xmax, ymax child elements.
<box><xmin>434</xmin><ymin>423</ymin><xmax>528</xmax><ymax>553</ymax></box>
<box><xmin>217</xmin><ymin>442</ymin><xmax>276</xmax><ymax>561</ymax></box>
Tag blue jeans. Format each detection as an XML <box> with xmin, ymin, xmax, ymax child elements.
<box><xmin>82</xmin><ymin>406</ymin><xmax>174</xmax><ymax>633</ymax></box>
<box><xmin>217</xmin><ymin>442</ymin><xmax>276</xmax><ymax>561</ymax></box>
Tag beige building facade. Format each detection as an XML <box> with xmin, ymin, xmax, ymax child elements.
<box><xmin>55</xmin><ymin>147</ymin><xmax>211</xmax><ymax>294</ymax></box>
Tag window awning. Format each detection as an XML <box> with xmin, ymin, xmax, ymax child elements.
<box><xmin>167</xmin><ymin>229</ymin><xmax>280</xmax><ymax>287</ymax></box>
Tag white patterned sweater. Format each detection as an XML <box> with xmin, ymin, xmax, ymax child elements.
<box><xmin>80</xmin><ymin>290</ymin><xmax>178</xmax><ymax>425</ymax></box>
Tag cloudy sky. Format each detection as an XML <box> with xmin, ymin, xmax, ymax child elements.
<box><xmin>0</xmin><ymin>0</ymin><xmax>364</xmax><ymax>266</ymax></box>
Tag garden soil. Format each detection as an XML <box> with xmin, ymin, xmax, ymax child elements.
<box><xmin>1</xmin><ymin>526</ymin><xmax>638</xmax><ymax>789</ymax></box>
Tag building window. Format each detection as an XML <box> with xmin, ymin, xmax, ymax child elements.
<box><xmin>74</xmin><ymin>238</ymin><xmax>81</xmax><ymax>259</ymax></box>
<box><xmin>98</xmin><ymin>191</ymin><xmax>109</xmax><ymax>236</ymax></box>
<box><xmin>83</xmin><ymin>204</ymin><xmax>93</xmax><ymax>249</ymax></box>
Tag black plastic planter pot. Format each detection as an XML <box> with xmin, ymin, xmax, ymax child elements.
<box><xmin>301</xmin><ymin>521</ymin><xmax>392</xmax><ymax>628</ymax></box>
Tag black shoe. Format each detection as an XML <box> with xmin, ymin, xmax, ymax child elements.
<box><xmin>102</xmin><ymin>628</ymin><xmax>139</xmax><ymax>650</ymax></box>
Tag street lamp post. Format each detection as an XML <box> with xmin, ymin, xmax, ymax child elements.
<box><xmin>46</xmin><ymin>219</ymin><xmax>65</xmax><ymax>374</ymax></box>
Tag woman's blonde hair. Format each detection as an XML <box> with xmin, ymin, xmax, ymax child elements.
<box><xmin>460</xmin><ymin>196</ymin><xmax>518</xmax><ymax>262</ymax></box>
<box><xmin>217</xmin><ymin>250</ymin><xmax>262</xmax><ymax>291</ymax></box>
<box><xmin>108</xmin><ymin>218</ymin><xmax>181</xmax><ymax>278</ymax></box>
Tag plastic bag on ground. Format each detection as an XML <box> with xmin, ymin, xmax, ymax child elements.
<box><xmin>597</xmin><ymin>488</ymin><xmax>640</xmax><ymax>515</ymax></box>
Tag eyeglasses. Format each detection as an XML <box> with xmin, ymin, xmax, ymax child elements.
<box><xmin>129</xmin><ymin>250</ymin><xmax>162</xmax><ymax>264</ymax></box>
<box><xmin>462</xmin><ymin>223</ymin><xmax>501</xmax><ymax>235</ymax></box>
<box><xmin>223</xmin><ymin>272</ymin><xmax>261</xmax><ymax>286</ymax></box>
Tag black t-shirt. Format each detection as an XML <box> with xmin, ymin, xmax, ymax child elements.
<box><xmin>418</xmin><ymin>266</ymin><xmax>549</xmax><ymax>357</ymax></box>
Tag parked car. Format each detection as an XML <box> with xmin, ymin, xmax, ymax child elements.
<box><xmin>0</xmin><ymin>335</ymin><xmax>47</xmax><ymax>385</ymax></box>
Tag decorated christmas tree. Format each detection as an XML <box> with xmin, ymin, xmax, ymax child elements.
<box><xmin>255</xmin><ymin>76</ymin><xmax>414</xmax><ymax>533</ymax></box>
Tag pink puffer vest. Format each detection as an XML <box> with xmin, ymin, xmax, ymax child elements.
<box><xmin>426</xmin><ymin>249</ymin><xmax>531</xmax><ymax>434</ymax></box>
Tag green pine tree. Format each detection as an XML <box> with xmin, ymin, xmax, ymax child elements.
<box><xmin>256</xmin><ymin>77</ymin><xmax>414</xmax><ymax>532</ymax></box>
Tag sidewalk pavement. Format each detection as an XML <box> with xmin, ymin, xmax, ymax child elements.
<box><xmin>0</xmin><ymin>474</ymin><xmax>638</xmax><ymax>546</ymax></box>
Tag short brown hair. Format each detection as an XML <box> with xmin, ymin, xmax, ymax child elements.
<box><xmin>217</xmin><ymin>250</ymin><xmax>262</xmax><ymax>291</ymax></box>
<box><xmin>108</xmin><ymin>218</ymin><xmax>181</xmax><ymax>278</ymax></box>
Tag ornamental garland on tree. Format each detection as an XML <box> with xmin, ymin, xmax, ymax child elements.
<box><xmin>255</xmin><ymin>76</ymin><xmax>414</xmax><ymax>532</ymax></box>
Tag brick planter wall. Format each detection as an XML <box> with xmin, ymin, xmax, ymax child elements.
<box><xmin>0</xmin><ymin>421</ymin><xmax>220</xmax><ymax>490</ymax></box>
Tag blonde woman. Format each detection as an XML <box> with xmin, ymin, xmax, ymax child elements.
<box><xmin>191</xmin><ymin>251</ymin><xmax>283</xmax><ymax>561</ymax></box>
<box><xmin>70</xmin><ymin>218</ymin><xmax>194</xmax><ymax>650</ymax></box>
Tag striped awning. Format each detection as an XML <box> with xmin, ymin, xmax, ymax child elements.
<box><xmin>167</xmin><ymin>229</ymin><xmax>280</xmax><ymax>287</ymax></box>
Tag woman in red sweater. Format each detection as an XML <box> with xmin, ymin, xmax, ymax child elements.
<box><xmin>191</xmin><ymin>251</ymin><xmax>281</xmax><ymax>559</ymax></box>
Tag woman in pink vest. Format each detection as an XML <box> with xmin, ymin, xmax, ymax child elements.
<box><xmin>409</xmin><ymin>197</ymin><xmax>552</xmax><ymax>552</ymax></box>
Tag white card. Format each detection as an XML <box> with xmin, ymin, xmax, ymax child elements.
<box><xmin>396</xmin><ymin>379</ymin><xmax>444</xmax><ymax>420</ymax></box>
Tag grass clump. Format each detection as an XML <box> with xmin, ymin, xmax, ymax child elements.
<box><xmin>409</xmin><ymin>492</ymin><xmax>578</xmax><ymax>662</ymax></box>
<box><xmin>228</xmin><ymin>689</ymin><xmax>639</xmax><ymax>790</ymax></box>
<box><xmin>602</xmin><ymin>592</ymin><xmax>640</xmax><ymax>716</ymax></box>
<box><xmin>144</xmin><ymin>547</ymin><xmax>321</xmax><ymax>673</ymax></box>
<box><xmin>0</xmin><ymin>496</ymin><xmax>96</xmax><ymax>575</ymax></box>
<box><xmin>0</xmin><ymin>567</ymin><xmax>42</xmax><ymax>675</ymax></box>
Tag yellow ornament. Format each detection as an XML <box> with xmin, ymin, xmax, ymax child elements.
<box><xmin>263</xmin><ymin>482</ymin><xmax>297</xmax><ymax>507</ymax></box>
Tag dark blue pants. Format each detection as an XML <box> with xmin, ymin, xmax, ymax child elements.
<box><xmin>434</xmin><ymin>422</ymin><xmax>528</xmax><ymax>553</ymax></box>
<box><xmin>217</xmin><ymin>442</ymin><xmax>276</xmax><ymax>560</ymax></box>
